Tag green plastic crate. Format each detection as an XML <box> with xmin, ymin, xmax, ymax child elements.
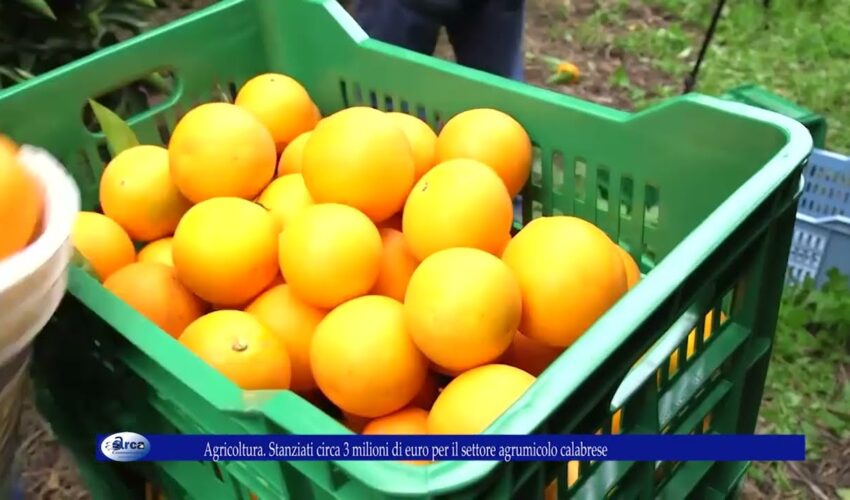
<box><xmin>0</xmin><ymin>0</ymin><xmax>812</xmax><ymax>498</ymax></box>
<box><xmin>722</xmin><ymin>84</ymin><xmax>827</xmax><ymax>149</ymax></box>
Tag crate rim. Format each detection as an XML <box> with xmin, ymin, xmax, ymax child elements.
<box><xmin>8</xmin><ymin>0</ymin><xmax>814</xmax><ymax>495</ymax></box>
<box><xmin>796</xmin><ymin>213</ymin><xmax>850</xmax><ymax>235</ymax></box>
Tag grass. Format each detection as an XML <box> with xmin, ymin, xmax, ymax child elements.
<box><xmin>751</xmin><ymin>272</ymin><xmax>850</xmax><ymax>495</ymax></box>
<box><xmin>674</xmin><ymin>0</ymin><xmax>850</xmax><ymax>154</ymax></box>
<box><xmin>602</xmin><ymin>0</ymin><xmax>850</xmax><ymax>152</ymax></box>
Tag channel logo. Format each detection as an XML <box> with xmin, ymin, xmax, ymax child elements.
<box><xmin>100</xmin><ymin>432</ymin><xmax>150</xmax><ymax>462</ymax></box>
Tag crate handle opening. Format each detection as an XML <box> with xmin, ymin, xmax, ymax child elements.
<box><xmin>81</xmin><ymin>68</ymin><xmax>180</xmax><ymax>135</ymax></box>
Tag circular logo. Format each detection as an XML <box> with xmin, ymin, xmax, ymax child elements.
<box><xmin>100</xmin><ymin>432</ymin><xmax>151</xmax><ymax>462</ymax></box>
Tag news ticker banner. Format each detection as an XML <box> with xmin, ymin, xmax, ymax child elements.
<box><xmin>96</xmin><ymin>432</ymin><xmax>806</xmax><ymax>463</ymax></box>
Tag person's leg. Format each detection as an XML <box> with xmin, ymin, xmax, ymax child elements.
<box><xmin>351</xmin><ymin>0</ymin><xmax>442</xmax><ymax>56</ymax></box>
<box><xmin>445</xmin><ymin>0</ymin><xmax>526</xmax><ymax>81</ymax></box>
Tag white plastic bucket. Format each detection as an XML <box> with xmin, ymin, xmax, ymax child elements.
<box><xmin>0</xmin><ymin>144</ymin><xmax>80</xmax><ymax>498</ymax></box>
<box><xmin>0</xmin><ymin>145</ymin><xmax>81</xmax><ymax>366</ymax></box>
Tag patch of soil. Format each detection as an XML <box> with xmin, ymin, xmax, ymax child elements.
<box><xmin>432</xmin><ymin>0</ymin><xmax>682</xmax><ymax>109</ymax></box>
<box><xmin>17</xmin><ymin>385</ymin><xmax>90</xmax><ymax>500</ymax></box>
<box><xmin>147</xmin><ymin>0</ymin><xmax>219</xmax><ymax>28</ymax></box>
<box><xmin>521</xmin><ymin>0</ymin><xmax>679</xmax><ymax>108</ymax></box>
<box><xmin>790</xmin><ymin>440</ymin><xmax>850</xmax><ymax>499</ymax></box>
<box><xmin>747</xmin><ymin>412</ymin><xmax>850</xmax><ymax>500</ymax></box>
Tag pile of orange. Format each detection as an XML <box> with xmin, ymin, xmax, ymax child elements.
<box><xmin>70</xmin><ymin>71</ymin><xmax>666</xmax><ymax>462</ymax></box>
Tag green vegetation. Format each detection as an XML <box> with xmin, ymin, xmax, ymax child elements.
<box><xmin>752</xmin><ymin>272</ymin><xmax>850</xmax><ymax>494</ymax></box>
<box><xmin>0</xmin><ymin>0</ymin><xmax>170</xmax><ymax>122</ymax></box>
<box><xmin>575</xmin><ymin>0</ymin><xmax>850</xmax><ymax>153</ymax></box>
<box><xmin>657</xmin><ymin>0</ymin><xmax>850</xmax><ymax>154</ymax></box>
<box><xmin>0</xmin><ymin>0</ymin><xmax>164</xmax><ymax>87</ymax></box>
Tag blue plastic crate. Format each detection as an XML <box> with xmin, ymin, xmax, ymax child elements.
<box><xmin>786</xmin><ymin>148</ymin><xmax>850</xmax><ymax>286</ymax></box>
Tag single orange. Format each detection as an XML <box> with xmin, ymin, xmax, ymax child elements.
<box><xmin>404</xmin><ymin>247</ymin><xmax>521</xmax><ymax>373</ymax></box>
<box><xmin>0</xmin><ymin>138</ymin><xmax>42</xmax><ymax>260</ymax></box>
<box><xmin>544</xmin><ymin>462</ymin><xmax>582</xmax><ymax>499</ymax></box>
<box><xmin>363</xmin><ymin>406</ymin><xmax>429</xmax><ymax>435</ymax></box>
<box><xmin>427</xmin><ymin>364</ymin><xmax>535</xmax><ymax>434</ymax></box>
<box><xmin>409</xmin><ymin>371</ymin><xmax>441</xmax><ymax>410</ymax></box>
<box><xmin>302</xmin><ymin>106</ymin><xmax>415</xmax><ymax>223</ymax></box>
<box><xmin>502</xmin><ymin>216</ymin><xmax>628</xmax><ymax>348</ymax></box>
<box><xmin>278</xmin><ymin>203</ymin><xmax>382</xmax><ymax>309</ymax></box>
<box><xmin>371</xmin><ymin>227</ymin><xmax>419</xmax><ymax>302</ymax></box>
<box><xmin>387</xmin><ymin>112</ymin><xmax>437</xmax><ymax>182</ymax></box>
<box><xmin>616</xmin><ymin>245</ymin><xmax>641</xmax><ymax>289</ymax></box>
<box><xmin>341</xmin><ymin>411</ymin><xmax>370</xmax><ymax>433</ymax></box>
<box><xmin>172</xmin><ymin>197</ymin><xmax>279</xmax><ymax>306</ymax></box>
<box><xmin>500</xmin><ymin>331</ymin><xmax>564</xmax><ymax>377</ymax></box>
<box><xmin>138</xmin><ymin>237</ymin><xmax>174</xmax><ymax>268</ymax></box>
<box><xmin>310</xmin><ymin>295</ymin><xmax>428</xmax><ymax>418</ymax></box>
<box><xmin>435</xmin><ymin>108</ymin><xmax>532</xmax><ymax>197</ymax></box>
<box><xmin>301</xmin><ymin>389</ymin><xmax>338</xmax><ymax>416</ymax></box>
<box><xmin>277</xmin><ymin>131</ymin><xmax>311</xmax><ymax>177</ymax></box>
<box><xmin>429</xmin><ymin>361</ymin><xmax>464</xmax><ymax>378</ymax></box>
<box><xmin>0</xmin><ymin>135</ymin><xmax>18</xmax><ymax>156</ymax></box>
<box><xmin>104</xmin><ymin>262</ymin><xmax>205</xmax><ymax>338</ymax></box>
<box><xmin>168</xmin><ymin>102</ymin><xmax>276</xmax><ymax>203</ymax></box>
<box><xmin>378</xmin><ymin>211</ymin><xmax>403</xmax><ymax>232</ymax></box>
<box><xmin>214</xmin><ymin>272</ymin><xmax>283</xmax><ymax>311</ymax></box>
<box><xmin>256</xmin><ymin>173</ymin><xmax>314</xmax><ymax>233</ymax></box>
<box><xmin>497</xmin><ymin>232</ymin><xmax>512</xmax><ymax>257</ymax></box>
<box><xmin>402</xmin><ymin>159</ymin><xmax>513</xmax><ymax>261</ymax></box>
<box><xmin>245</xmin><ymin>284</ymin><xmax>326</xmax><ymax>392</ymax></box>
<box><xmin>235</xmin><ymin>73</ymin><xmax>320</xmax><ymax>153</ymax></box>
<box><xmin>71</xmin><ymin>212</ymin><xmax>136</xmax><ymax>282</ymax></box>
<box><xmin>179</xmin><ymin>309</ymin><xmax>291</xmax><ymax>390</ymax></box>
<box><xmin>363</xmin><ymin>407</ymin><xmax>431</xmax><ymax>465</ymax></box>
<box><xmin>99</xmin><ymin>145</ymin><xmax>191</xmax><ymax>242</ymax></box>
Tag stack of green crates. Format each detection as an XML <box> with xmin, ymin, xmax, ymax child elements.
<box><xmin>0</xmin><ymin>0</ymin><xmax>812</xmax><ymax>498</ymax></box>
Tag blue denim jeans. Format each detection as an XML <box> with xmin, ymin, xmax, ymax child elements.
<box><xmin>351</xmin><ymin>0</ymin><xmax>526</xmax><ymax>81</ymax></box>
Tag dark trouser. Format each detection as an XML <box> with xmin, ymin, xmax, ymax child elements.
<box><xmin>351</xmin><ymin>0</ymin><xmax>526</xmax><ymax>81</ymax></box>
